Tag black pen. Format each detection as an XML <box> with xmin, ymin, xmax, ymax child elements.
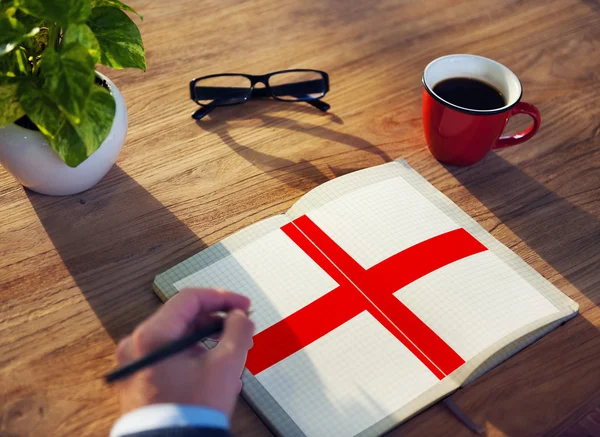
<box><xmin>105</xmin><ymin>318</ymin><xmax>225</xmax><ymax>384</ymax></box>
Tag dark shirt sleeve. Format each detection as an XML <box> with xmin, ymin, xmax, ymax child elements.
<box><xmin>120</xmin><ymin>427</ymin><xmax>230</xmax><ymax>437</ymax></box>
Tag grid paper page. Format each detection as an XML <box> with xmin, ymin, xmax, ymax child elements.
<box><xmin>299</xmin><ymin>171</ymin><xmax>564</xmax><ymax>371</ymax></box>
<box><xmin>256</xmin><ymin>311</ymin><xmax>441</xmax><ymax>437</ymax></box>
<box><xmin>154</xmin><ymin>160</ymin><xmax>578</xmax><ymax>437</ymax></box>
<box><xmin>395</xmin><ymin>161</ymin><xmax>578</xmax><ymax>388</ymax></box>
<box><xmin>174</xmin><ymin>229</ymin><xmax>338</xmax><ymax>334</ymax></box>
<box><xmin>154</xmin><ymin>215</ymin><xmax>290</xmax><ymax>301</ymax></box>
<box><xmin>307</xmin><ymin>176</ymin><xmax>460</xmax><ymax>269</ymax></box>
<box><xmin>395</xmin><ymin>250</ymin><xmax>558</xmax><ymax>362</ymax></box>
<box><xmin>287</xmin><ymin>160</ymin><xmax>415</xmax><ymax>220</ymax></box>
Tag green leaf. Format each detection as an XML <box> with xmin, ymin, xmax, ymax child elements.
<box><xmin>19</xmin><ymin>80</ymin><xmax>116</xmax><ymax>167</ymax></box>
<box><xmin>0</xmin><ymin>46</ymin><xmax>30</xmax><ymax>76</ymax></box>
<box><xmin>90</xmin><ymin>7</ymin><xmax>146</xmax><ymax>71</ymax></box>
<box><xmin>0</xmin><ymin>1</ymin><xmax>18</xmax><ymax>16</ymax></box>
<box><xmin>68</xmin><ymin>85</ymin><xmax>115</xmax><ymax>158</ymax></box>
<box><xmin>40</xmin><ymin>44</ymin><xmax>95</xmax><ymax>124</ymax></box>
<box><xmin>14</xmin><ymin>8</ymin><xmax>46</xmax><ymax>33</ymax></box>
<box><xmin>18</xmin><ymin>79</ymin><xmax>66</xmax><ymax>138</ymax></box>
<box><xmin>51</xmin><ymin>86</ymin><xmax>116</xmax><ymax>167</ymax></box>
<box><xmin>47</xmin><ymin>118</ymin><xmax>88</xmax><ymax>166</ymax></box>
<box><xmin>18</xmin><ymin>0</ymin><xmax>91</xmax><ymax>26</ymax></box>
<box><xmin>63</xmin><ymin>23</ymin><xmax>100</xmax><ymax>63</ymax></box>
<box><xmin>0</xmin><ymin>77</ymin><xmax>25</xmax><ymax>126</ymax></box>
<box><xmin>0</xmin><ymin>13</ymin><xmax>39</xmax><ymax>55</ymax></box>
<box><xmin>90</xmin><ymin>0</ymin><xmax>142</xmax><ymax>20</ymax></box>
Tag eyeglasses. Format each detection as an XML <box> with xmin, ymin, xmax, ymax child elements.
<box><xmin>189</xmin><ymin>69</ymin><xmax>330</xmax><ymax>120</ymax></box>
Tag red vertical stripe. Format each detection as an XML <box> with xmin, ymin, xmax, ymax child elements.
<box><xmin>366</xmin><ymin>293</ymin><xmax>464</xmax><ymax>377</ymax></box>
<box><xmin>292</xmin><ymin>215</ymin><xmax>365</xmax><ymax>283</ymax></box>
<box><xmin>294</xmin><ymin>218</ymin><xmax>468</xmax><ymax>377</ymax></box>
<box><xmin>281</xmin><ymin>221</ymin><xmax>353</xmax><ymax>288</ymax></box>
<box><xmin>246</xmin><ymin>216</ymin><xmax>487</xmax><ymax>378</ymax></box>
<box><xmin>365</xmin><ymin>307</ymin><xmax>446</xmax><ymax>379</ymax></box>
<box><xmin>246</xmin><ymin>222</ymin><xmax>369</xmax><ymax>375</ymax></box>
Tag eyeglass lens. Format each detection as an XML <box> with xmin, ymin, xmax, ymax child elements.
<box><xmin>194</xmin><ymin>75</ymin><xmax>252</xmax><ymax>105</ymax></box>
<box><xmin>194</xmin><ymin>71</ymin><xmax>326</xmax><ymax>106</ymax></box>
<box><xmin>268</xmin><ymin>71</ymin><xmax>326</xmax><ymax>101</ymax></box>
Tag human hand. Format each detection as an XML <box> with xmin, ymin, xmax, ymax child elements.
<box><xmin>115</xmin><ymin>288</ymin><xmax>254</xmax><ymax>417</ymax></box>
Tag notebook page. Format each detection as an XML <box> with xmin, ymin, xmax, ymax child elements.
<box><xmin>156</xmin><ymin>160</ymin><xmax>577</xmax><ymax>436</ymax></box>
<box><xmin>154</xmin><ymin>214</ymin><xmax>290</xmax><ymax>301</ymax></box>
<box><xmin>254</xmin><ymin>312</ymin><xmax>442</xmax><ymax>437</ymax></box>
<box><xmin>174</xmin><ymin>228</ymin><xmax>338</xmax><ymax>334</ymax></box>
<box><xmin>290</xmin><ymin>161</ymin><xmax>576</xmax><ymax>384</ymax></box>
<box><xmin>172</xmin><ymin>225</ymin><xmax>451</xmax><ymax>437</ymax></box>
<box><xmin>169</xmin><ymin>166</ymin><xmax>562</xmax><ymax>437</ymax></box>
<box><xmin>287</xmin><ymin>159</ymin><xmax>407</xmax><ymax>220</ymax></box>
<box><xmin>394</xmin><ymin>161</ymin><xmax>578</xmax><ymax>386</ymax></box>
<box><xmin>301</xmin><ymin>175</ymin><xmax>558</xmax><ymax>361</ymax></box>
<box><xmin>305</xmin><ymin>173</ymin><xmax>459</xmax><ymax>268</ymax></box>
<box><xmin>395</xmin><ymin>251</ymin><xmax>557</xmax><ymax>362</ymax></box>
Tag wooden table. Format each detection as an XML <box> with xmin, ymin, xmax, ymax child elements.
<box><xmin>1</xmin><ymin>0</ymin><xmax>599</xmax><ymax>435</ymax></box>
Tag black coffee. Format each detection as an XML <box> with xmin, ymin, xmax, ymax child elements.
<box><xmin>433</xmin><ymin>78</ymin><xmax>505</xmax><ymax>110</ymax></box>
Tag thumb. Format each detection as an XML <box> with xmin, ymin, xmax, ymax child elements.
<box><xmin>216</xmin><ymin>310</ymin><xmax>255</xmax><ymax>360</ymax></box>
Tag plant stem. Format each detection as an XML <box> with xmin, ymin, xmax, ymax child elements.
<box><xmin>48</xmin><ymin>24</ymin><xmax>60</xmax><ymax>50</ymax></box>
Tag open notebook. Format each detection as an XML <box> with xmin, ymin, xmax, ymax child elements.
<box><xmin>154</xmin><ymin>160</ymin><xmax>578</xmax><ymax>437</ymax></box>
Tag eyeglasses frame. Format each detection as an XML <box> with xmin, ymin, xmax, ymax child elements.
<box><xmin>189</xmin><ymin>69</ymin><xmax>330</xmax><ymax>119</ymax></box>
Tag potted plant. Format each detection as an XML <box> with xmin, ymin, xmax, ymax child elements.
<box><xmin>0</xmin><ymin>0</ymin><xmax>145</xmax><ymax>195</ymax></box>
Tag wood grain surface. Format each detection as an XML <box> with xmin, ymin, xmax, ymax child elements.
<box><xmin>1</xmin><ymin>0</ymin><xmax>599</xmax><ymax>436</ymax></box>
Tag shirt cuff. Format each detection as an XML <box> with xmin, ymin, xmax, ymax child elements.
<box><xmin>110</xmin><ymin>404</ymin><xmax>229</xmax><ymax>437</ymax></box>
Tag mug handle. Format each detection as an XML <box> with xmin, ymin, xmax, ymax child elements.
<box><xmin>493</xmin><ymin>102</ymin><xmax>541</xmax><ymax>149</ymax></box>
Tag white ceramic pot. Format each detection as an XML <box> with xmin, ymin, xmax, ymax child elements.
<box><xmin>0</xmin><ymin>71</ymin><xmax>127</xmax><ymax>196</ymax></box>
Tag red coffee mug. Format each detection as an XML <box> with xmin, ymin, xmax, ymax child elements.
<box><xmin>422</xmin><ymin>54</ymin><xmax>541</xmax><ymax>166</ymax></box>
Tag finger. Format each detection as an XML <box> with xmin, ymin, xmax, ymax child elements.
<box><xmin>133</xmin><ymin>289</ymin><xmax>250</xmax><ymax>353</ymax></box>
<box><xmin>160</xmin><ymin>288</ymin><xmax>250</xmax><ymax>335</ymax></box>
<box><xmin>116</xmin><ymin>335</ymin><xmax>135</xmax><ymax>365</ymax></box>
<box><xmin>206</xmin><ymin>309</ymin><xmax>254</xmax><ymax>341</ymax></box>
<box><xmin>216</xmin><ymin>309</ymin><xmax>255</xmax><ymax>360</ymax></box>
<box><xmin>191</xmin><ymin>312</ymin><xmax>227</xmax><ymax>334</ymax></box>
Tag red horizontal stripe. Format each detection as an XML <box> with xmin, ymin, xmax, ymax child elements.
<box><xmin>368</xmin><ymin>228</ymin><xmax>488</xmax><ymax>296</ymax></box>
<box><xmin>246</xmin><ymin>285</ymin><xmax>364</xmax><ymax>375</ymax></box>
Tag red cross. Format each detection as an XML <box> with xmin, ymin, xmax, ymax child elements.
<box><xmin>246</xmin><ymin>215</ymin><xmax>487</xmax><ymax>379</ymax></box>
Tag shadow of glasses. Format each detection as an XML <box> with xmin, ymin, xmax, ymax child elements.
<box><xmin>195</xmin><ymin>100</ymin><xmax>393</xmax><ymax>194</ymax></box>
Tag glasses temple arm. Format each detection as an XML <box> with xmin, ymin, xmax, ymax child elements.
<box><xmin>192</xmin><ymin>102</ymin><xmax>217</xmax><ymax>120</ymax></box>
<box><xmin>307</xmin><ymin>99</ymin><xmax>330</xmax><ymax>112</ymax></box>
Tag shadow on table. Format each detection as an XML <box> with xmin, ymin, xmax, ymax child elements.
<box><xmin>396</xmin><ymin>153</ymin><xmax>600</xmax><ymax>436</ymax></box>
<box><xmin>26</xmin><ymin>164</ymin><xmax>377</xmax><ymax>435</ymax></box>
<box><xmin>445</xmin><ymin>153</ymin><xmax>600</xmax><ymax>436</ymax></box>
<box><xmin>580</xmin><ymin>0</ymin><xmax>600</xmax><ymax>13</ymax></box>
<box><xmin>194</xmin><ymin>103</ymin><xmax>398</xmax><ymax>432</ymax></box>
<box><xmin>446</xmin><ymin>153</ymin><xmax>600</xmax><ymax>304</ymax></box>
<box><xmin>26</xmin><ymin>165</ymin><xmax>209</xmax><ymax>341</ymax></box>
<box><xmin>196</xmin><ymin>100</ymin><xmax>392</xmax><ymax>192</ymax></box>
